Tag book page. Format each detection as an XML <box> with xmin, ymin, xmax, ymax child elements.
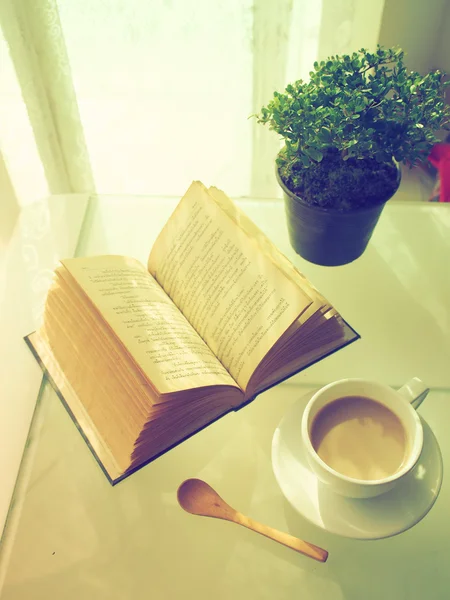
<box><xmin>148</xmin><ymin>182</ymin><xmax>312</xmax><ymax>389</ymax></box>
<box><xmin>61</xmin><ymin>256</ymin><xmax>240</xmax><ymax>395</ymax></box>
<box><xmin>208</xmin><ymin>186</ymin><xmax>327</xmax><ymax>313</ymax></box>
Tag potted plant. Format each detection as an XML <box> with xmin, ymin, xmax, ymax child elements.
<box><xmin>256</xmin><ymin>46</ymin><xmax>450</xmax><ymax>266</ymax></box>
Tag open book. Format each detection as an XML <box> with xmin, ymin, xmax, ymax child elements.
<box><xmin>27</xmin><ymin>182</ymin><xmax>358</xmax><ymax>483</ymax></box>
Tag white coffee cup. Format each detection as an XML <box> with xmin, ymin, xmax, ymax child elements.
<box><xmin>301</xmin><ymin>378</ymin><xmax>429</xmax><ymax>499</ymax></box>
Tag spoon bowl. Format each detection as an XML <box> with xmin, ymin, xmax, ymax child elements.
<box><xmin>178</xmin><ymin>478</ymin><xmax>236</xmax><ymax>519</ymax></box>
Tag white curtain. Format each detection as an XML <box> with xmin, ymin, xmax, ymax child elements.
<box><xmin>1</xmin><ymin>0</ymin><xmax>385</xmax><ymax>205</ymax></box>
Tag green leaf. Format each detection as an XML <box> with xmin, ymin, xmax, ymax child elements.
<box><xmin>255</xmin><ymin>45</ymin><xmax>450</xmax><ymax>171</ymax></box>
<box><xmin>304</xmin><ymin>147</ymin><xmax>324</xmax><ymax>161</ymax></box>
<box><xmin>299</xmin><ymin>153</ymin><xmax>310</xmax><ymax>167</ymax></box>
<box><xmin>317</xmin><ymin>127</ymin><xmax>332</xmax><ymax>143</ymax></box>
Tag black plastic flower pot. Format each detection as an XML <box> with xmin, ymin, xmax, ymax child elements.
<box><xmin>277</xmin><ymin>167</ymin><xmax>401</xmax><ymax>267</ymax></box>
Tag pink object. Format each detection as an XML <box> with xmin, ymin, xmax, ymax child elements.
<box><xmin>428</xmin><ymin>143</ymin><xmax>450</xmax><ymax>202</ymax></box>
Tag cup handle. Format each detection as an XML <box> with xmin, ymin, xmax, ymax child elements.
<box><xmin>397</xmin><ymin>377</ymin><xmax>430</xmax><ymax>410</ymax></box>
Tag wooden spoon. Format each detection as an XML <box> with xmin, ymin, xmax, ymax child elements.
<box><xmin>177</xmin><ymin>478</ymin><xmax>328</xmax><ymax>563</ymax></box>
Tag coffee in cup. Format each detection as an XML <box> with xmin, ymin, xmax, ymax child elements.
<box><xmin>310</xmin><ymin>395</ymin><xmax>407</xmax><ymax>481</ymax></box>
<box><xmin>301</xmin><ymin>378</ymin><xmax>429</xmax><ymax>498</ymax></box>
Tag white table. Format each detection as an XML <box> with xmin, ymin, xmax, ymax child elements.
<box><xmin>0</xmin><ymin>195</ymin><xmax>87</xmax><ymax>542</ymax></box>
<box><xmin>1</xmin><ymin>196</ymin><xmax>449</xmax><ymax>600</ymax></box>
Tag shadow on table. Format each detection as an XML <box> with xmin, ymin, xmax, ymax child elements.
<box><xmin>0</xmin><ymin>386</ymin><xmax>260</xmax><ymax>600</ymax></box>
<box><xmin>281</xmin><ymin>447</ymin><xmax>450</xmax><ymax>600</ymax></box>
<box><xmin>289</xmin><ymin>208</ymin><xmax>450</xmax><ymax>388</ymax></box>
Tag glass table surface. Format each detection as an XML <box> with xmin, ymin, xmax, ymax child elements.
<box><xmin>1</xmin><ymin>196</ymin><xmax>449</xmax><ymax>600</ymax></box>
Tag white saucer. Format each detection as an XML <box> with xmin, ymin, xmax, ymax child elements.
<box><xmin>272</xmin><ymin>390</ymin><xmax>443</xmax><ymax>540</ymax></box>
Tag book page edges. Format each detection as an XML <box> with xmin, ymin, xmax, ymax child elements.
<box><xmin>241</xmin><ymin>318</ymin><xmax>360</xmax><ymax>405</ymax></box>
<box><xmin>25</xmin><ymin>333</ymin><xmax>238</xmax><ymax>485</ymax></box>
<box><xmin>24</xmin><ymin>319</ymin><xmax>359</xmax><ymax>483</ymax></box>
<box><xmin>25</xmin><ymin>332</ymin><xmax>124</xmax><ymax>483</ymax></box>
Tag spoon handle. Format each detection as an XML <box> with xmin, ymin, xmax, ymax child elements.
<box><xmin>234</xmin><ymin>512</ymin><xmax>328</xmax><ymax>563</ymax></box>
